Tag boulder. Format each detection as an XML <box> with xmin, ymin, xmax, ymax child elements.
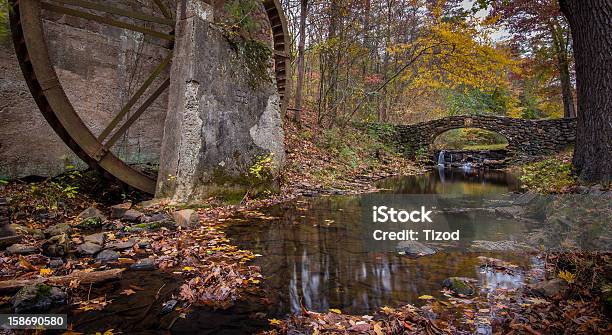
<box><xmin>150</xmin><ymin>213</ymin><xmax>172</xmax><ymax>222</ymax></box>
<box><xmin>122</xmin><ymin>209</ymin><xmax>144</xmax><ymax>222</ymax></box>
<box><xmin>44</xmin><ymin>223</ymin><xmax>73</xmax><ymax>237</ymax></box>
<box><xmin>173</xmin><ymin>209</ymin><xmax>200</xmax><ymax>228</ymax></box>
<box><xmin>77</xmin><ymin>207</ymin><xmax>107</xmax><ymax>222</ymax></box>
<box><xmin>77</xmin><ymin>241</ymin><xmax>102</xmax><ymax>255</ymax></box>
<box><xmin>130</xmin><ymin>258</ymin><xmax>156</xmax><ymax>271</ymax></box>
<box><xmin>49</xmin><ymin>258</ymin><xmax>64</xmax><ymax>268</ymax></box>
<box><xmin>106</xmin><ymin>238</ymin><xmax>136</xmax><ymax>250</ymax></box>
<box><xmin>110</xmin><ymin>202</ymin><xmax>132</xmax><ymax>219</ymax></box>
<box><xmin>42</xmin><ymin>234</ymin><xmax>70</xmax><ymax>257</ymax></box>
<box><xmin>442</xmin><ymin>277</ymin><xmax>476</xmax><ymax>296</ymax></box>
<box><xmin>470</xmin><ymin>240</ymin><xmax>537</xmax><ymax>252</ymax></box>
<box><xmin>495</xmin><ymin>206</ymin><xmax>525</xmax><ymax>218</ymax></box>
<box><xmin>78</xmin><ymin>217</ymin><xmax>103</xmax><ymax>229</ymax></box>
<box><xmin>512</xmin><ymin>192</ymin><xmax>538</xmax><ymax>205</ymax></box>
<box><xmin>13</xmin><ymin>284</ymin><xmax>66</xmax><ymax>313</ymax></box>
<box><xmin>6</xmin><ymin>244</ymin><xmax>37</xmax><ymax>255</ymax></box>
<box><xmin>396</xmin><ymin>240</ymin><xmax>437</xmax><ymax>257</ymax></box>
<box><xmin>10</xmin><ymin>224</ymin><xmax>44</xmax><ymax>239</ymax></box>
<box><xmin>96</xmin><ymin>249</ymin><xmax>119</xmax><ymax>263</ymax></box>
<box><xmin>529</xmin><ymin>278</ymin><xmax>569</xmax><ymax>298</ymax></box>
<box><xmin>84</xmin><ymin>232</ymin><xmax>105</xmax><ymax>246</ymax></box>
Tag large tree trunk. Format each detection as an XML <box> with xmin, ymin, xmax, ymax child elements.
<box><xmin>293</xmin><ymin>0</ymin><xmax>308</xmax><ymax>124</ymax></box>
<box><xmin>559</xmin><ymin>0</ymin><xmax>612</xmax><ymax>183</ymax></box>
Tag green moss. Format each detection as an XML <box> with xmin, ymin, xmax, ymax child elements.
<box><xmin>443</xmin><ymin>277</ymin><xmax>475</xmax><ymax>296</ymax></box>
<box><xmin>78</xmin><ymin>217</ymin><xmax>102</xmax><ymax>228</ymax></box>
<box><xmin>207</xmin><ymin>154</ymin><xmax>278</xmax><ymax>203</ymax></box>
<box><xmin>226</xmin><ymin>38</ymin><xmax>272</xmax><ymax>89</ymax></box>
<box><xmin>35</xmin><ymin>284</ymin><xmax>52</xmax><ymax>298</ymax></box>
<box><xmin>520</xmin><ymin>156</ymin><xmax>576</xmax><ymax>193</ymax></box>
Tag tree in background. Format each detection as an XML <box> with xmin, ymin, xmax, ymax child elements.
<box><xmin>282</xmin><ymin>0</ymin><xmax>517</xmax><ymax>126</ymax></box>
<box><xmin>293</xmin><ymin>0</ymin><xmax>308</xmax><ymax>123</ymax></box>
<box><xmin>559</xmin><ymin>0</ymin><xmax>612</xmax><ymax>183</ymax></box>
<box><xmin>481</xmin><ymin>0</ymin><xmax>576</xmax><ymax>118</ymax></box>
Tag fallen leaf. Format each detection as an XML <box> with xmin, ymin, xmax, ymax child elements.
<box><xmin>120</xmin><ymin>289</ymin><xmax>136</xmax><ymax>296</ymax></box>
<box><xmin>269</xmin><ymin>318</ymin><xmax>281</xmax><ymax>325</ymax></box>
<box><xmin>374</xmin><ymin>322</ymin><xmax>384</xmax><ymax>335</ymax></box>
<box><xmin>418</xmin><ymin>295</ymin><xmax>435</xmax><ymax>300</ymax></box>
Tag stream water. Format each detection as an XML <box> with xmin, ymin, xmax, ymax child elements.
<box><xmin>60</xmin><ymin>168</ymin><xmax>545</xmax><ymax>334</ymax></box>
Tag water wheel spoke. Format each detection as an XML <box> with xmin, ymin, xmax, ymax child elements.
<box><xmin>98</xmin><ymin>51</ymin><xmax>173</xmax><ymax>142</ymax></box>
<box><xmin>151</xmin><ymin>0</ymin><xmax>172</xmax><ymax>20</ymax></box>
<box><xmin>104</xmin><ymin>78</ymin><xmax>170</xmax><ymax>149</ymax></box>
<box><xmin>47</xmin><ymin>0</ymin><xmax>175</xmax><ymax>26</ymax></box>
<box><xmin>41</xmin><ymin>2</ymin><xmax>174</xmax><ymax>41</ymax></box>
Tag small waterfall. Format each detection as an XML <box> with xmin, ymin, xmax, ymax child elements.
<box><xmin>437</xmin><ymin>150</ymin><xmax>445</xmax><ymax>166</ymax></box>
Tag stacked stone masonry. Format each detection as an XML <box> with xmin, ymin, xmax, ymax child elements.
<box><xmin>367</xmin><ymin>115</ymin><xmax>576</xmax><ymax>161</ymax></box>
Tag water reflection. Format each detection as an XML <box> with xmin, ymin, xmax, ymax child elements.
<box><xmin>225</xmin><ymin>170</ymin><xmax>532</xmax><ymax>316</ymax></box>
<box><xmin>379</xmin><ymin>168</ymin><xmax>520</xmax><ymax>195</ymax></box>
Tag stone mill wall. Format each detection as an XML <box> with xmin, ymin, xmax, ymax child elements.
<box><xmin>156</xmin><ymin>0</ymin><xmax>284</xmax><ymax>203</ymax></box>
<box><xmin>0</xmin><ymin>1</ymin><xmax>171</xmax><ymax>179</ymax></box>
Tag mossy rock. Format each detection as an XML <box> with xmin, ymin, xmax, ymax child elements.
<box><xmin>78</xmin><ymin>217</ymin><xmax>102</xmax><ymax>229</ymax></box>
<box><xmin>124</xmin><ymin>221</ymin><xmax>165</xmax><ymax>232</ymax></box>
<box><xmin>442</xmin><ymin>277</ymin><xmax>476</xmax><ymax>296</ymax></box>
<box><xmin>12</xmin><ymin>284</ymin><xmax>67</xmax><ymax>313</ymax></box>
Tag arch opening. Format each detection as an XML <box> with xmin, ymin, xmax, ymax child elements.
<box><xmin>433</xmin><ymin>128</ymin><xmax>509</xmax><ymax>151</ymax></box>
<box><xmin>432</xmin><ymin>128</ymin><xmax>509</xmax><ymax>169</ymax></box>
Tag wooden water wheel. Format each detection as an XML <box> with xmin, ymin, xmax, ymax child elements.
<box><xmin>8</xmin><ymin>0</ymin><xmax>290</xmax><ymax>194</ymax></box>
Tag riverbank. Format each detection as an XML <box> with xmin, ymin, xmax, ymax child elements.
<box><xmin>261</xmin><ymin>251</ymin><xmax>611</xmax><ymax>334</ymax></box>
<box><xmin>260</xmin><ymin>150</ymin><xmax>611</xmax><ymax>335</ymax></box>
<box><xmin>0</xmin><ymin>117</ymin><xmax>420</xmax><ymax>327</ymax></box>
<box><xmin>2</xmin><ymin>125</ymin><xmax>609</xmax><ymax>334</ymax></box>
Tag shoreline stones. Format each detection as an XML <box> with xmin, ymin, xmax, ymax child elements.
<box><xmin>13</xmin><ymin>284</ymin><xmax>67</xmax><ymax>313</ymax></box>
<box><xmin>122</xmin><ymin>209</ymin><xmax>144</xmax><ymax>222</ymax></box>
<box><xmin>96</xmin><ymin>249</ymin><xmax>119</xmax><ymax>263</ymax></box>
<box><xmin>42</xmin><ymin>234</ymin><xmax>70</xmax><ymax>257</ymax></box>
<box><xmin>44</xmin><ymin>223</ymin><xmax>72</xmax><ymax>237</ymax></box>
<box><xmin>106</xmin><ymin>238</ymin><xmax>136</xmax><ymax>250</ymax></box>
<box><xmin>529</xmin><ymin>278</ymin><xmax>569</xmax><ymax>298</ymax></box>
<box><xmin>77</xmin><ymin>207</ymin><xmax>107</xmax><ymax>222</ymax></box>
<box><xmin>6</xmin><ymin>243</ymin><xmax>37</xmax><ymax>255</ymax></box>
<box><xmin>111</xmin><ymin>202</ymin><xmax>132</xmax><ymax>219</ymax></box>
<box><xmin>77</xmin><ymin>241</ymin><xmax>103</xmax><ymax>255</ymax></box>
<box><xmin>77</xmin><ymin>207</ymin><xmax>106</xmax><ymax>229</ymax></box>
<box><xmin>442</xmin><ymin>277</ymin><xmax>476</xmax><ymax>296</ymax></box>
<box><xmin>396</xmin><ymin>240</ymin><xmax>437</xmax><ymax>257</ymax></box>
<box><xmin>130</xmin><ymin>258</ymin><xmax>156</xmax><ymax>271</ymax></box>
<box><xmin>469</xmin><ymin>240</ymin><xmax>537</xmax><ymax>253</ymax></box>
<box><xmin>84</xmin><ymin>232</ymin><xmax>105</xmax><ymax>245</ymax></box>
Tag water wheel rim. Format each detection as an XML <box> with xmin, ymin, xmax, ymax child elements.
<box><xmin>9</xmin><ymin>0</ymin><xmax>291</xmax><ymax>194</ymax></box>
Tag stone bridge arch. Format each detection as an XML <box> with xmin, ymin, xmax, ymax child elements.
<box><xmin>375</xmin><ymin>115</ymin><xmax>576</xmax><ymax>159</ymax></box>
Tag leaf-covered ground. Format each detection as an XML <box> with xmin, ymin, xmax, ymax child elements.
<box><xmin>0</xmin><ymin>115</ymin><xmax>420</xmax><ymax>326</ymax></box>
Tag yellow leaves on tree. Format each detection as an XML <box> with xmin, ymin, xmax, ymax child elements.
<box><xmin>390</xmin><ymin>10</ymin><xmax>519</xmax><ymax>97</ymax></box>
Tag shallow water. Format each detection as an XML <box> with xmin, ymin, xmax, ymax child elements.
<box><xmin>58</xmin><ymin>168</ymin><xmax>542</xmax><ymax>334</ymax></box>
<box><xmin>223</xmin><ymin>168</ymin><xmax>529</xmax><ymax>317</ymax></box>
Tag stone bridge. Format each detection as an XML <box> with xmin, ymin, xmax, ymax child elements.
<box><xmin>368</xmin><ymin>115</ymin><xmax>576</xmax><ymax>159</ymax></box>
